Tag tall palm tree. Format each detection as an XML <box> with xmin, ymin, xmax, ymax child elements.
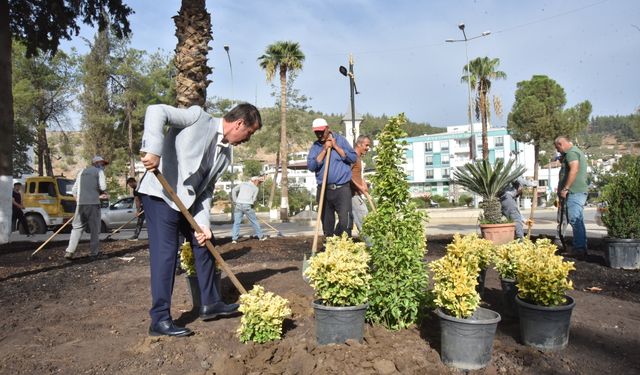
<box><xmin>173</xmin><ymin>0</ymin><xmax>212</xmax><ymax>107</ymax></box>
<box><xmin>258</xmin><ymin>41</ymin><xmax>305</xmax><ymax>221</ymax></box>
<box><xmin>462</xmin><ymin>57</ymin><xmax>506</xmax><ymax>159</ymax></box>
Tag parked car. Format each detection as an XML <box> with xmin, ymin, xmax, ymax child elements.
<box><xmin>99</xmin><ymin>196</ymin><xmax>143</xmax><ymax>233</ymax></box>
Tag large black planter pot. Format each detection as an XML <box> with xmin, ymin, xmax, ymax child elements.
<box><xmin>435</xmin><ymin>307</ymin><xmax>501</xmax><ymax>370</ymax></box>
<box><xmin>313</xmin><ymin>300</ymin><xmax>368</xmax><ymax>345</ymax></box>
<box><xmin>604</xmin><ymin>238</ymin><xmax>640</xmax><ymax>269</ymax></box>
<box><xmin>186</xmin><ymin>270</ymin><xmax>222</xmax><ymax>309</ymax></box>
<box><xmin>516</xmin><ymin>294</ymin><xmax>575</xmax><ymax>351</ymax></box>
<box><xmin>500</xmin><ymin>278</ymin><xmax>519</xmax><ymax>318</ymax></box>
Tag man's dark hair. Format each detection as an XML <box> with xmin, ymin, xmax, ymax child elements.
<box><xmin>14</xmin><ymin>182</ymin><xmax>22</xmax><ymax>187</ymax></box>
<box><xmin>126</xmin><ymin>177</ymin><xmax>136</xmax><ymax>184</ymax></box>
<box><xmin>224</xmin><ymin>103</ymin><xmax>262</xmax><ymax>129</ymax></box>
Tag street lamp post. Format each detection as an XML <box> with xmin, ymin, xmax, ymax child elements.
<box><xmin>224</xmin><ymin>45</ymin><xmax>236</xmax><ymax>194</ymax></box>
<box><xmin>446</xmin><ymin>23</ymin><xmax>491</xmax><ymax>160</ymax></box>
<box><xmin>339</xmin><ymin>54</ymin><xmax>360</xmax><ymax>147</ymax></box>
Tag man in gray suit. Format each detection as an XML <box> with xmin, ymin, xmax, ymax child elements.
<box><xmin>138</xmin><ymin>103</ymin><xmax>262</xmax><ymax>337</ymax></box>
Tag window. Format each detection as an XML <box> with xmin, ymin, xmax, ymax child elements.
<box><xmin>495</xmin><ymin>136</ymin><xmax>504</xmax><ymax>147</ymax></box>
<box><xmin>38</xmin><ymin>182</ymin><xmax>56</xmax><ymax>197</ymax></box>
<box><xmin>426</xmin><ymin>169</ymin><xmax>434</xmax><ymax>178</ymax></box>
<box><xmin>425</xmin><ymin>156</ymin><xmax>433</xmax><ymax>166</ymax></box>
<box><xmin>442</xmin><ymin>154</ymin><xmax>450</xmax><ymax>165</ymax></box>
<box><xmin>442</xmin><ymin>168</ymin><xmax>450</xmax><ymax>178</ymax></box>
<box><xmin>425</xmin><ymin>142</ymin><xmax>433</xmax><ymax>152</ymax></box>
<box><xmin>458</xmin><ymin>139</ymin><xmax>468</xmax><ymax>148</ymax></box>
<box><xmin>440</xmin><ymin>141</ymin><xmax>449</xmax><ymax>151</ymax></box>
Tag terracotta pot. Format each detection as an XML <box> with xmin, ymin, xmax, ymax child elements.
<box><xmin>480</xmin><ymin>223</ymin><xmax>515</xmax><ymax>245</ymax></box>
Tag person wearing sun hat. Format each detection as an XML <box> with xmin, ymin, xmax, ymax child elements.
<box><xmin>64</xmin><ymin>155</ymin><xmax>109</xmax><ymax>260</ymax></box>
<box><xmin>307</xmin><ymin>118</ymin><xmax>357</xmax><ymax>237</ymax></box>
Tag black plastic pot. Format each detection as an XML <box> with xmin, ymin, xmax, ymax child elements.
<box><xmin>516</xmin><ymin>294</ymin><xmax>575</xmax><ymax>351</ymax></box>
<box><xmin>313</xmin><ymin>300</ymin><xmax>368</xmax><ymax>345</ymax></box>
<box><xmin>186</xmin><ymin>270</ymin><xmax>222</xmax><ymax>309</ymax></box>
<box><xmin>435</xmin><ymin>307</ymin><xmax>501</xmax><ymax>370</ymax></box>
<box><xmin>500</xmin><ymin>277</ymin><xmax>519</xmax><ymax>318</ymax></box>
<box><xmin>604</xmin><ymin>238</ymin><xmax>640</xmax><ymax>269</ymax></box>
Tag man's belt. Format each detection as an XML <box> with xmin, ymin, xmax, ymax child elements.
<box><xmin>326</xmin><ymin>183</ymin><xmax>348</xmax><ymax>190</ymax></box>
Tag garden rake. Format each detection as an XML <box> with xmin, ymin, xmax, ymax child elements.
<box><xmin>303</xmin><ymin>149</ymin><xmax>331</xmax><ymax>279</ymax></box>
<box><xmin>257</xmin><ymin>216</ymin><xmax>284</xmax><ymax>237</ymax></box>
<box><xmin>105</xmin><ymin>210</ymin><xmax>144</xmax><ymax>240</ymax></box>
<box><xmin>153</xmin><ymin>170</ymin><xmax>247</xmax><ymax>294</ymax></box>
<box><xmin>29</xmin><ymin>215</ymin><xmax>74</xmax><ymax>260</ymax></box>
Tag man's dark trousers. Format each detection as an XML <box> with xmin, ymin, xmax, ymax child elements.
<box><xmin>318</xmin><ymin>183</ymin><xmax>352</xmax><ymax>237</ymax></box>
<box><xmin>141</xmin><ymin>194</ymin><xmax>220</xmax><ymax>325</ymax></box>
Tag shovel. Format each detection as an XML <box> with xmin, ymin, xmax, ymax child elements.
<box><xmin>29</xmin><ymin>215</ymin><xmax>74</xmax><ymax>260</ymax></box>
<box><xmin>365</xmin><ymin>192</ymin><xmax>376</xmax><ymax>212</ymax></box>
<box><xmin>303</xmin><ymin>149</ymin><xmax>331</xmax><ymax>278</ymax></box>
<box><xmin>153</xmin><ymin>170</ymin><xmax>247</xmax><ymax>294</ymax></box>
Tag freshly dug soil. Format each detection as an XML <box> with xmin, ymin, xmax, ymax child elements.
<box><xmin>0</xmin><ymin>235</ymin><xmax>638</xmax><ymax>374</ymax></box>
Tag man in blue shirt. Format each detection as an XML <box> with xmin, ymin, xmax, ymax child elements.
<box><xmin>307</xmin><ymin>118</ymin><xmax>357</xmax><ymax>237</ymax></box>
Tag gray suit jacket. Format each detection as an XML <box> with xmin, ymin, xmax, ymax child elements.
<box><xmin>138</xmin><ymin>104</ymin><xmax>231</xmax><ymax>227</ymax></box>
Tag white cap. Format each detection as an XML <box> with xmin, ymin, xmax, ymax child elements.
<box><xmin>92</xmin><ymin>156</ymin><xmax>109</xmax><ymax>165</ymax></box>
<box><xmin>312</xmin><ymin>118</ymin><xmax>328</xmax><ymax>131</ymax></box>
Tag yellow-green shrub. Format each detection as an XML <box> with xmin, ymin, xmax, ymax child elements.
<box><xmin>237</xmin><ymin>285</ymin><xmax>291</xmax><ymax>343</ymax></box>
<box><xmin>303</xmin><ymin>234</ymin><xmax>371</xmax><ymax>306</ymax></box>
<box><xmin>429</xmin><ymin>253</ymin><xmax>480</xmax><ymax>318</ymax></box>
<box><xmin>492</xmin><ymin>239</ymin><xmax>535</xmax><ymax>280</ymax></box>
<box><xmin>446</xmin><ymin>233</ymin><xmax>494</xmax><ymax>270</ymax></box>
<box><xmin>516</xmin><ymin>239</ymin><xmax>575</xmax><ymax>306</ymax></box>
<box><xmin>179</xmin><ymin>241</ymin><xmax>196</xmax><ymax>276</ymax></box>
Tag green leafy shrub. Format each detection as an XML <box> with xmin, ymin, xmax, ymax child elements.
<box><xmin>361</xmin><ymin>114</ymin><xmax>428</xmax><ymax>329</ymax></box>
<box><xmin>304</xmin><ymin>234</ymin><xmax>371</xmax><ymax>306</ymax></box>
<box><xmin>516</xmin><ymin>239</ymin><xmax>575</xmax><ymax>306</ymax></box>
<box><xmin>237</xmin><ymin>285</ymin><xmax>291</xmax><ymax>343</ymax></box>
<box><xmin>492</xmin><ymin>239</ymin><xmax>534</xmax><ymax>280</ymax></box>
<box><xmin>179</xmin><ymin>241</ymin><xmax>196</xmax><ymax>276</ymax></box>
<box><xmin>445</xmin><ymin>233</ymin><xmax>494</xmax><ymax>270</ymax></box>
<box><xmin>601</xmin><ymin>156</ymin><xmax>640</xmax><ymax>239</ymax></box>
<box><xmin>459</xmin><ymin>194</ymin><xmax>473</xmax><ymax>207</ymax></box>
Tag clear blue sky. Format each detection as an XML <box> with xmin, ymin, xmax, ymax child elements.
<box><xmin>60</xmin><ymin>0</ymin><xmax>640</xmax><ymax>127</ymax></box>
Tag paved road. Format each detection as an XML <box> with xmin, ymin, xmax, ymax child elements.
<box><xmin>10</xmin><ymin>206</ymin><xmax>606</xmax><ymax>246</ymax></box>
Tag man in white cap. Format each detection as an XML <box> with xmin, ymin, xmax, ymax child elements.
<box><xmin>231</xmin><ymin>175</ymin><xmax>266</xmax><ymax>243</ymax></box>
<box><xmin>307</xmin><ymin>118</ymin><xmax>357</xmax><ymax>237</ymax></box>
<box><xmin>64</xmin><ymin>156</ymin><xmax>109</xmax><ymax>260</ymax></box>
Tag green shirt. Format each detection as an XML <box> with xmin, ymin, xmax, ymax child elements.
<box><xmin>562</xmin><ymin>146</ymin><xmax>588</xmax><ymax>193</ymax></box>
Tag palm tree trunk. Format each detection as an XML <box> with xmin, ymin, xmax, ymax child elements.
<box><xmin>480</xmin><ymin>88</ymin><xmax>489</xmax><ymax>159</ymax></box>
<box><xmin>0</xmin><ymin>0</ymin><xmax>12</xmax><ymax>244</ymax></box>
<box><xmin>43</xmin><ymin>129</ymin><xmax>53</xmax><ymax>177</ymax></box>
<box><xmin>268</xmin><ymin>151</ymin><xmax>280</xmax><ymax>209</ymax></box>
<box><xmin>174</xmin><ymin>0</ymin><xmax>212</xmax><ymax>107</ymax></box>
<box><xmin>127</xmin><ymin>100</ymin><xmax>135</xmax><ymax>177</ymax></box>
<box><xmin>278</xmin><ymin>66</ymin><xmax>289</xmax><ymax>221</ymax></box>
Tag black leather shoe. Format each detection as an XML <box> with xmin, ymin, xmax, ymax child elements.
<box><xmin>200</xmin><ymin>302</ymin><xmax>240</xmax><ymax>321</ymax></box>
<box><xmin>148</xmin><ymin>320</ymin><xmax>193</xmax><ymax>337</ymax></box>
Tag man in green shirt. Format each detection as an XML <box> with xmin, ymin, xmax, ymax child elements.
<box><xmin>554</xmin><ymin>136</ymin><xmax>588</xmax><ymax>259</ymax></box>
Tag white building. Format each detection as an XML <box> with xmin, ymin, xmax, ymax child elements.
<box><xmin>401</xmin><ymin>123</ymin><xmax>536</xmax><ymax>200</ymax></box>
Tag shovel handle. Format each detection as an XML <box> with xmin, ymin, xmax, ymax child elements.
<box><xmin>106</xmin><ymin>210</ymin><xmax>144</xmax><ymax>239</ymax></box>
<box><xmin>365</xmin><ymin>192</ymin><xmax>376</xmax><ymax>212</ymax></box>
<box><xmin>311</xmin><ymin>150</ymin><xmax>332</xmax><ymax>255</ymax></box>
<box><xmin>153</xmin><ymin>170</ymin><xmax>247</xmax><ymax>295</ymax></box>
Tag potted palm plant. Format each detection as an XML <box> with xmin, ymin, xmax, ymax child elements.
<box><xmin>600</xmin><ymin>156</ymin><xmax>640</xmax><ymax>269</ymax></box>
<box><xmin>303</xmin><ymin>234</ymin><xmax>371</xmax><ymax>345</ymax></box>
<box><xmin>430</xmin><ymin>234</ymin><xmax>501</xmax><ymax>370</ymax></box>
<box><xmin>452</xmin><ymin>158</ymin><xmax>526</xmax><ymax>245</ymax></box>
<box><xmin>515</xmin><ymin>238</ymin><xmax>576</xmax><ymax>351</ymax></box>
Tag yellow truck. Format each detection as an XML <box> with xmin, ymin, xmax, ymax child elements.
<box><xmin>21</xmin><ymin>176</ymin><xmax>76</xmax><ymax>234</ymax></box>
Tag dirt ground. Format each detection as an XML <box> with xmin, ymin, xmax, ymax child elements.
<box><xmin>0</xmin><ymin>234</ymin><xmax>639</xmax><ymax>375</ymax></box>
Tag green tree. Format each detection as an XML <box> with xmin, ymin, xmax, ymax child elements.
<box><xmin>462</xmin><ymin>56</ymin><xmax>507</xmax><ymax>159</ymax></box>
<box><xmin>507</xmin><ymin>75</ymin><xmax>591</xmax><ymax>219</ymax></box>
<box><xmin>243</xmin><ymin>160</ymin><xmax>263</xmax><ymax>178</ymax></box>
<box><xmin>12</xmin><ymin>41</ymin><xmax>79</xmax><ymax>176</ymax></box>
<box><xmin>258</xmin><ymin>41</ymin><xmax>305</xmax><ymax>221</ymax></box>
<box><xmin>2</xmin><ymin>0</ymin><xmax>132</xmax><ymax>244</ymax></box>
<box><xmin>361</xmin><ymin>114</ymin><xmax>428</xmax><ymax>329</ymax></box>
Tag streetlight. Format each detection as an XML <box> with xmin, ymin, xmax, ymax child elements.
<box><xmin>446</xmin><ymin>23</ymin><xmax>491</xmax><ymax>160</ymax></box>
<box><xmin>339</xmin><ymin>53</ymin><xmax>360</xmax><ymax>146</ymax></box>
<box><xmin>224</xmin><ymin>45</ymin><xmax>236</xmax><ymax>194</ymax></box>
